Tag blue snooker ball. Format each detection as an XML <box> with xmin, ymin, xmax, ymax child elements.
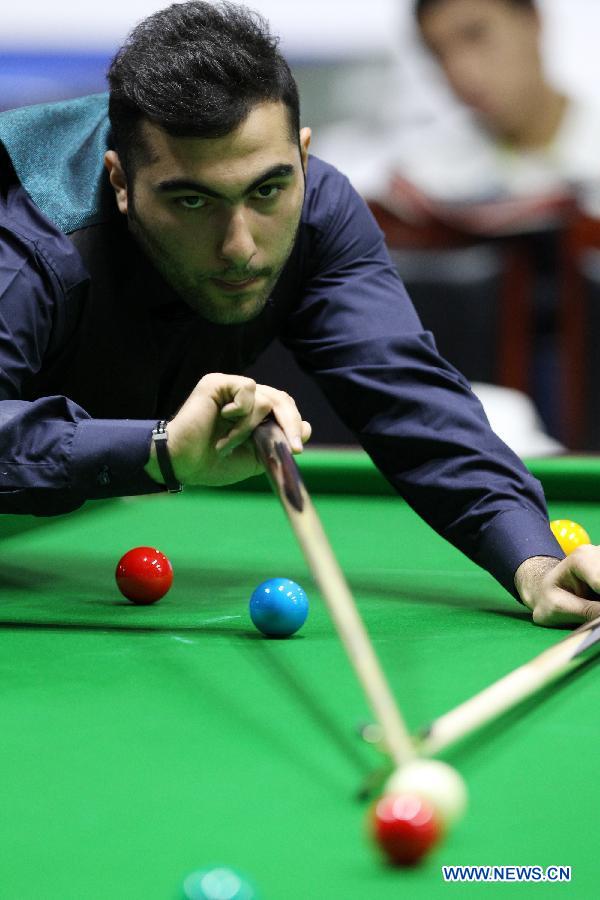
<box><xmin>249</xmin><ymin>578</ymin><xmax>309</xmax><ymax>637</ymax></box>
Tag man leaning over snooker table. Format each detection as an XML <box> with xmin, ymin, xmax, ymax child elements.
<box><xmin>0</xmin><ymin>0</ymin><xmax>597</xmax><ymax>627</ymax></box>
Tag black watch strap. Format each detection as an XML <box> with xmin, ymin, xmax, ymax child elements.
<box><xmin>152</xmin><ymin>420</ymin><xmax>183</xmax><ymax>493</ymax></box>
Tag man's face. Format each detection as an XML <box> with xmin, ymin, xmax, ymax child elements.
<box><xmin>419</xmin><ymin>0</ymin><xmax>542</xmax><ymax>136</ymax></box>
<box><xmin>106</xmin><ymin>102</ymin><xmax>310</xmax><ymax>324</ymax></box>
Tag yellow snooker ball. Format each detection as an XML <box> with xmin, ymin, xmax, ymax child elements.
<box><xmin>550</xmin><ymin>519</ymin><xmax>591</xmax><ymax>555</ymax></box>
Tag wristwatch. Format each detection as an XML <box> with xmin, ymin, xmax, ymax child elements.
<box><xmin>151</xmin><ymin>420</ymin><xmax>183</xmax><ymax>493</ymax></box>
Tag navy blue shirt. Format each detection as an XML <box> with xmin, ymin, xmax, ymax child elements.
<box><xmin>0</xmin><ymin>108</ymin><xmax>562</xmax><ymax>596</ymax></box>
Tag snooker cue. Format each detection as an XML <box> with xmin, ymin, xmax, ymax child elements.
<box><xmin>253</xmin><ymin>418</ymin><xmax>416</xmax><ymax>769</ymax></box>
<box><xmin>416</xmin><ymin>614</ymin><xmax>600</xmax><ymax>757</ymax></box>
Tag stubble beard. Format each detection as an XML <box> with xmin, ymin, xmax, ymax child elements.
<box><xmin>127</xmin><ymin>205</ymin><xmax>301</xmax><ymax>325</ymax></box>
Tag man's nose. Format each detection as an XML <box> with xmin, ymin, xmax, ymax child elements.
<box><xmin>218</xmin><ymin>208</ymin><xmax>257</xmax><ymax>268</ymax></box>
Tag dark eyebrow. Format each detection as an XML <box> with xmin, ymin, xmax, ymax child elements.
<box><xmin>155</xmin><ymin>164</ymin><xmax>295</xmax><ymax>200</ymax></box>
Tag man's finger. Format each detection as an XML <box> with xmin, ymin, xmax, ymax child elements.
<box><xmin>301</xmin><ymin>420</ymin><xmax>312</xmax><ymax>444</ymax></box>
<box><xmin>561</xmin><ymin>544</ymin><xmax>600</xmax><ymax>594</ymax></box>
<box><xmin>268</xmin><ymin>391</ymin><xmax>304</xmax><ymax>453</ymax></box>
<box><xmin>533</xmin><ymin>589</ymin><xmax>600</xmax><ymax>627</ymax></box>
<box><xmin>220</xmin><ymin>381</ymin><xmax>257</xmax><ymax>420</ymax></box>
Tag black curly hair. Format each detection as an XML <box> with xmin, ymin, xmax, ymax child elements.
<box><xmin>107</xmin><ymin>1</ymin><xmax>300</xmax><ymax>173</ymax></box>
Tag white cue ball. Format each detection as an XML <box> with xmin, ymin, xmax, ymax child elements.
<box><xmin>384</xmin><ymin>759</ymin><xmax>468</xmax><ymax>827</ymax></box>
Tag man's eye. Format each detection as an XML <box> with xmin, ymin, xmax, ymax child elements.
<box><xmin>178</xmin><ymin>196</ymin><xmax>206</xmax><ymax>210</ymax></box>
<box><xmin>254</xmin><ymin>184</ymin><xmax>282</xmax><ymax>200</ymax></box>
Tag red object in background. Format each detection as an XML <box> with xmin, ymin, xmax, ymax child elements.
<box><xmin>115</xmin><ymin>546</ymin><xmax>173</xmax><ymax>604</ymax></box>
<box><xmin>370</xmin><ymin>792</ymin><xmax>444</xmax><ymax>866</ymax></box>
<box><xmin>383</xmin><ymin>173</ymin><xmax>575</xmax><ymax>237</ymax></box>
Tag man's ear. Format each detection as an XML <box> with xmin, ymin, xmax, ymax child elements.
<box><xmin>104</xmin><ymin>151</ymin><xmax>129</xmax><ymax>215</ymax></box>
<box><xmin>299</xmin><ymin>126</ymin><xmax>312</xmax><ymax>172</ymax></box>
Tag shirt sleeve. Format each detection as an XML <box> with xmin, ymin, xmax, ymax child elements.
<box><xmin>282</xmin><ymin>168</ymin><xmax>563</xmax><ymax>597</ymax></box>
<box><xmin>0</xmin><ymin>216</ymin><xmax>163</xmax><ymax>516</ymax></box>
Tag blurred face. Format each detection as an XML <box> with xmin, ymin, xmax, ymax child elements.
<box><xmin>106</xmin><ymin>102</ymin><xmax>310</xmax><ymax>324</ymax></box>
<box><xmin>419</xmin><ymin>0</ymin><xmax>542</xmax><ymax>135</ymax></box>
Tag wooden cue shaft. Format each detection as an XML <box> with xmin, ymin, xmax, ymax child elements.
<box><xmin>253</xmin><ymin>419</ymin><xmax>416</xmax><ymax>768</ymax></box>
<box><xmin>417</xmin><ymin>614</ymin><xmax>600</xmax><ymax>757</ymax></box>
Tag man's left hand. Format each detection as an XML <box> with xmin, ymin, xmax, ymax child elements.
<box><xmin>515</xmin><ymin>549</ymin><xmax>600</xmax><ymax>626</ymax></box>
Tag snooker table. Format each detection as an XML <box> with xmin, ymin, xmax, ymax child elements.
<box><xmin>1</xmin><ymin>450</ymin><xmax>600</xmax><ymax>900</ymax></box>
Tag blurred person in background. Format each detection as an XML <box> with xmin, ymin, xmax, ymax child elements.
<box><xmin>314</xmin><ymin>0</ymin><xmax>600</xmax><ymax>220</ymax></box>
<box><xmin>385</xmin><ymin>0</ymin><xmax>600</xmax><ymax>220</ymax></box>
<box><xmin>384</xmin><ymin>0</ymin><xmax>600</xmax><ymax>443</ymax></box>
<box><xmin>375</xmin><ymin>0</ymin><xmax>600</xmax><ymax>449</ymax></box>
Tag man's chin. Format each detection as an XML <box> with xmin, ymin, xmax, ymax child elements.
<box><xmin>183</xmin><ymin>288</ymin><xmax>270</xmax><ymax>325</ymax></box>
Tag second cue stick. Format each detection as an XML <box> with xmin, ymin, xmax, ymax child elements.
<box><xmin>253</xmin><ymin>418</ymin><xmax>416</xmax><ymax>769</ymax></box>
<box><xmin>417</xmin><ymin>613</ymin><xmax>600</xmax><ymax>757</ymax></box>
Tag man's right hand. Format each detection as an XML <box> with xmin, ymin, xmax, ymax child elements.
<box><xmin>144</xmin><ymin>373</ymin><xmax>311</xmax><ymax>488</ymax></box>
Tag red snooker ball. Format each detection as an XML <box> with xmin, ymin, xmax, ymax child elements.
<box><xmin>370</xmin><ymin>792</ymin><xmax>444</xmax><ymax>866</ymax></box>
<box><xmin>115</xmin><ymin>546</ymin><xmax>173</xmax><ymax>604</ymax></box>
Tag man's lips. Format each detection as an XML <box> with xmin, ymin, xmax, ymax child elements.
<box><xmin>211</xmin><ymin>275</ymin><xmax>263</xmax><ymax>292</ymax></box>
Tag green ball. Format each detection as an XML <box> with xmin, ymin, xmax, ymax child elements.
<box><xmin>181</xmin><ymin>866</ymin><xmax>257</xmax><ymax>900</ymax></box>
